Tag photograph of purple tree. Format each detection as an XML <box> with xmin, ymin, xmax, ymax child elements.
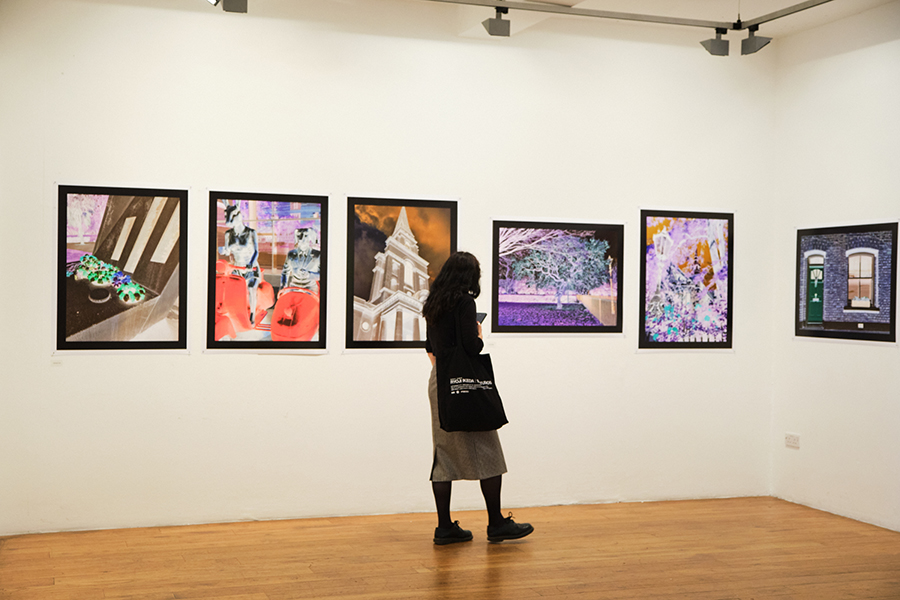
<box><xmin>491</xmin><ymin>221</ymin><xmax>623</xmax><ymax>333</ymax></box>
<box><xmin>639</xmin><ymin>210</ymin><xmax>733</xmax><ymax>349</ymax></box>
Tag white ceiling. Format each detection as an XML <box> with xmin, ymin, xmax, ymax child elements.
<box><xmin>452</xmin><ymin>0</ymin><xmax>895</xmax><ymax>38</ymax></box>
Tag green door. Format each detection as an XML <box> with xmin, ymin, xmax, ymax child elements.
<box><xmin>807</xmin><ymin>263</ymin><xmax>824</xmax><ymax>324</ymax></box>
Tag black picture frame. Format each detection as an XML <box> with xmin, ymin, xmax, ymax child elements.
<box><xmin>795</xmin><ymin>222</ymin><xmax>897</xmax><ymax>343</ymax></box>
<box><xmin>57</xmin><ymin>185</ymin><xmax>188</xmax><ymax>351</ymax></box>
<box><xmin>207</xmin><ymin>191</ymin><xmax>328</xmax><ymax>351</ymax></box>
<box><xmin>346</xmin><ymin>197</ymin><xmax>457</xmax><ymax>350</ymax></box>
<box><xmin>639</xmin><ymin>209</ymin><xmax>734</xmax><ymax>349</ymax></box>
<box><xmin>491</xmin><ymin>220</ymin><xmax>624</xmax><ymax>334</ymax></box>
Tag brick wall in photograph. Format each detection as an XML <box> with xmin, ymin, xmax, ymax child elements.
<box><xmin>798</xmin><ymin>230</ymin><xmax>893</xmax><ymax>325</ymax></box>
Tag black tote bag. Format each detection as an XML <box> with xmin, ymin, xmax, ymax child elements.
<box><xmin>435</xmin><ymin>312</ymin><xmax>508</xmax><ymax>432</ymax></box>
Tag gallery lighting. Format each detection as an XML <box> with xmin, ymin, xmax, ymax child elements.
<box><xmin>419</xmin><ymin>0</ymin><xmax>839</xmax><ymax>56</ymax></box>
<box><xmin>700</xmin><ymin>28</ymin><xmax>729</xmax><ymax>56</ymax></box>
<box><xmin>482</xmin><ymin>7</ymin><xmax>510</xmax><ymax>37</ymax></box>
<box><xmin>741</xmin><ymin>25</ymin><xmax>772</xmax><ymax>55</ymax></box>
<box><xmin>224</xmin><ymin>0</ymin><xmax>248</xmax><ymax>12</ymax></box>
<box><xmin>206</xmin><ymin>0</ymin><xmax>248</xmax><ymax>13</ymax></box>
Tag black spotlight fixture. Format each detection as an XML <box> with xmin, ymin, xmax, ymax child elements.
<box><xmin>223</xmin><ymin>0</ymin><xmax>247</xmax><ymax>12</ymax></box>
<box><xmin>207</xmin><ymin>0</ymin><xmax>247</xmax><ymax>12</ymax></box>
<box><xmin>741</xmin><ymin>24</ymin><xmax>771</xmax><ymax>55</ymax></box>
<box><xmin>483</xmin><ymin>7</ymin><xmax>510</xmax><ymax>37</ymax></box>
<box><xmin>700</xmin><ymin>27</ymin><xmax>729</xmax><ymax>56</ymax></box>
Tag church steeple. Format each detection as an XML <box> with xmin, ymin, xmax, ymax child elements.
<box><xmin>355</xmin><ymin>204</ymin><xmax>431</xmax><ymax>341</ymax></box>
<box><xmin>395</xmin><ymin>206</ymin><xmax>411</xmax><ymax>234</ymax></box>
<box><xmin>391</xmin><ymin>206</ymin><xmax>418</xmax><ymax>251</ymax></box>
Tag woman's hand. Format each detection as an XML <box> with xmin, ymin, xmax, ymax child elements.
<box><xmin>477</xmin><ymin>322</ymin><xmax>483</xmax><ymax>339</ymax></box>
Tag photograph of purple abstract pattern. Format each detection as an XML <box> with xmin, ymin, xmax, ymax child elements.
<box><xmin>492</xmin><ymin>221</ymin><xmax>623</xmax><ymax>333</ymax></box>
<box><xmin>639</xmin><ymin>210</ymin><xmax>733</xmax><ymax>349</ymax></box>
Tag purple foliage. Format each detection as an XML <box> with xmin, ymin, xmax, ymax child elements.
<box><xmin>498</xmin><ymin>302</ymin><xmax>601</xmax><ymax>327</ymax></box>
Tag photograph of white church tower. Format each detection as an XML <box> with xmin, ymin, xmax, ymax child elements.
<box><xmin>347</xmin><ymin>198</ymin><xmax>456</xmax><ymax>348</ymax></box>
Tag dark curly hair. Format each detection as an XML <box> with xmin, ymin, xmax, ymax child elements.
<box><xmin>422</xmin><ymin>251</ymin><xmax>481</xmax><ymax>324</ymax></box>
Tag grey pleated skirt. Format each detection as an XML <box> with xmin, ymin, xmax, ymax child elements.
<box><xmin>429</xmin><ymin>365</ymin><xmax>508</xmax><ymax>482</ymax></box>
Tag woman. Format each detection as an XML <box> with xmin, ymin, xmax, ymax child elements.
<box><xmin>423</xmin><ymin>251</ymin><xmax>534</xmax><ymax>545</ymax></box>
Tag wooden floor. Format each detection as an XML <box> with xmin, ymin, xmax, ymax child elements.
<box><xmin>2</xmin><ymin>497</ymin><xmax>899</xmax><ymax>600</ymax></box>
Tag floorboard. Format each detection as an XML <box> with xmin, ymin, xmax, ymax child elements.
<box><xmin>2</xmin><ymin>498</ymin><xmax>899</xmax><ymax>600</ymax></box>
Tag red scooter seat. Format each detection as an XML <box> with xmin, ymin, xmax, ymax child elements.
<box><xmin>270</xmin><ymin>286</ymin><xmax>320</xmax><ymax>342</ymax></box>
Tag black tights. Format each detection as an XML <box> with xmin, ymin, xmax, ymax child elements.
<box><xmin>432</xmin><ymin>475</ymin><xmax>504</xmax><ymax>529</ymax></box>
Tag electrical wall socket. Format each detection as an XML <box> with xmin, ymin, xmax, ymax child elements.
<box><xmin>785</xmin><ymin>433</ymin><xmax>800</xmax><ymax>449</ymax></box>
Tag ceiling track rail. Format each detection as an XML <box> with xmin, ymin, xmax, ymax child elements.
<box><xmin>740</xmin><ymin>0</ymin><xmax>834</xmax><ymax>28</ymax></box>
<box><xmin>420</xmin><ymin>0</ymin><xmax>836</xmax><ymax>31</ymax></box>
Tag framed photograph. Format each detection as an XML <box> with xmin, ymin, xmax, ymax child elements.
<box><xmin>639</xmin><ymin>209</ymin><xmax>734</xmax><ymax>349</ymax></box>
<box><xmin>492</xmin><ymin>220</ymin><xmax>624</xmax><ymax>333</ymax></box>
<box><xmin>795</xmin><ymin>222</ymin><xmax>897</xmax><ymax>343</ymax></box>
<box><xmin>346</xmin><ymin>197</ymin><xmax>457</xmax><ymax>349</ymax></box>
<box><xmin>208</xmin><ymin>191</ymin><xmax>328</xmax><ymax>350</ymax></box>
<box><xmin>57</xmin><ymin>185</ymin><xmax>188</xmax><ymax>351</ymax></box>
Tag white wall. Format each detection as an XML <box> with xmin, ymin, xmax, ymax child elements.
<box><xmin>0</xmin><ymin>0</ymin><xmax>893</xmax><ymax>536</ymax></box>
<box><xmin>770</xmin><ymin>1</ymin><xmax>900</xmax><ymax>532</ymax></box>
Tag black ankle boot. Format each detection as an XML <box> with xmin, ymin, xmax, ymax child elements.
<box><xmin>487</xmin><ymin>513</ymin><xmax>534</xmax><ymax>543</ymax></box>
<box><xmin>434</xmin><ymin>521</ymin><xmax>473</xmax><ymax>545</ymax></box>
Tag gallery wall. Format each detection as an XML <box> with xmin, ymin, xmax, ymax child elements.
<box><xmin>769</xmin><ymin>2</ymin><xmax>900</xmax><ymax>531</ymax></box>
<box><xmin>0</xmin><ymin>0</ymin><xmax>896</xmax><ymax>536</ymax></box>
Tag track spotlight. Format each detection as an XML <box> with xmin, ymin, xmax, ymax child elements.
<box><xmin>700</xmin><ymin>28</ymin><xmax>729</xmax><ymax>56</ymax></box>
<box><xmin>207</xmin><ymin>0</ymin><xmax>247</xmax><ymax>12</ymax></box>
<box><xmin>482</xmin><ymin>7</ymin><xmax>510</xmax><ymax>37</ymax></box>
<box><xmin>741</xmin><ymin>25</ymin><xmax>771</xmax><ymax>55</ymax></box>
<box><xmin>222</xmin><ymin>0</ymin><xmax>247</xmax><ymax>12</ymax></box>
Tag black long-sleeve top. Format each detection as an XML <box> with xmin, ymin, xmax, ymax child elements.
<box><xmin>424</xmin><ymin>295</ymin><xmax>484</xmax><ymax>358</ymax></box>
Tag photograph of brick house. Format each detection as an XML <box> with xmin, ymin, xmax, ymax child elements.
<box><xmin>796</xmin><ymin>222</ymin><xmax>897</xmax><ymax>342</ymax></box>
